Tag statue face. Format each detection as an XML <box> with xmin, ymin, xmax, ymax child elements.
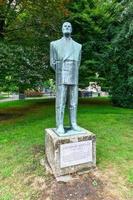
<box><xmin>62</xmin><ymin>22</ymin><xmax>72</xmax><ymax>35</ymax></box>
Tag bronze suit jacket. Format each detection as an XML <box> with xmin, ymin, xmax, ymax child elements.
<box><xmin>50</xmin><ymin>37</ymin><xmax>82</xmax><ymax>85</ymax></box>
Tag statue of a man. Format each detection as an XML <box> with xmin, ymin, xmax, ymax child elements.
<box><xmin>50</xmin><ymin>22</ymin><xmax>82</xmax><ymax>135</ymax></box>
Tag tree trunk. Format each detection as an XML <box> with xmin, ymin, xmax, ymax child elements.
<box><xmin>19</xmin><ymin>87</ymin><xmax>25</xmax><ymax>100</ymax></box>
<box><xmin>0</xmin><ymin>11</ymin><xmax>5</xmax><ymax>38</ymax></box>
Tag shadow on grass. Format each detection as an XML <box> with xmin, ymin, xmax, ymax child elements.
<box><xmin>0</xmin><ymin>97</ymin><xmax>131</xmax><ymax>122</ymax></box>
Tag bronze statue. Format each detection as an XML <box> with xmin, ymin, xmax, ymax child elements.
<box><xmin>50</xmin><ymin>22</ymin><xmax>83</xmax><ymax>135</ymax></box>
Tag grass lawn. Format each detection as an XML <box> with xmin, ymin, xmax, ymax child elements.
<box><xmin>0</xmin><ymin>97</ymin><xmax>133</xmax><ymax>200</ymax></box>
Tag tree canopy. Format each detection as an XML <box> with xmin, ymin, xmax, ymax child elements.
<box><xmin>0</xmin><ymin>0</ymin><xmax>132</xmax><ymax>107</ymax></box>
<box><xmin>0</xmin><ymin>0</ymin><xmax>70</xmax><ymax>96</ymax></box>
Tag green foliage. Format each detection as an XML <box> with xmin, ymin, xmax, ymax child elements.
<box><xmin>102</xmin><ymin>0</ymin><xmax>133</xmax><ymax>108</ymax></box>
<box><xmin>0</xmin><ymin>0</ymin><xmax>70</xmax><ymax>93</ymax></box>
<box><xmin>0</xmin><ymin>42</ymin><xmax>51</xmax><ymax>92</ymax></box>
<box><xmin>0</xmin><ymin>0</ymin><xmax>132</xmax><ymax>107</ymax></box>
<box><xmin>67</xmin><ymin>0</ymin><xmax>133</xmax><ymax>107</ymax></box>
<box><xmin>67</xmin><ymin>0</ymin><xmax>119</xmax><ymax>88</ymax></box>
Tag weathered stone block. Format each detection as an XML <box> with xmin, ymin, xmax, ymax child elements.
<box><xmin>45</xmin><ymin>128</ymin><xmax>96</xmax><ymax>177</ymax></box>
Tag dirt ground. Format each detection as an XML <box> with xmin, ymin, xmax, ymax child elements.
<box><xmin>35</xmin><ymin>168</ymin><xmax>130</xmax><ymax>200</ymax></box>
<box><xmin>40</xmin><ymin>174</ymin><xmax>108</xmax><ymax>200</ymax></box>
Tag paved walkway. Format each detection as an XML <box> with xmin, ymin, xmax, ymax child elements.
<box><xmin>0</xmin><ymin>95</ymin><xmax>55</xmax><ymax>103</ymax></box>
<box><xmin>0</xmin><ymin>97</ymin><xmax>18</xmax><ymax>102</ymax></box>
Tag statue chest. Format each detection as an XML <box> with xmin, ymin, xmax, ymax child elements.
<box><xmin>56</xmin><ymin>61</ymin><xmax>79</xmax><ymax>85</ymax></box>
<box><xmin>55</xmin><ymin>42</ymin><xmax>79</xmax><ymax>61</ymax></box>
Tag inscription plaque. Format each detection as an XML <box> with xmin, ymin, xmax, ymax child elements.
<box><xmin>60</xmin><ymin>140</ymin><xmax>92</xmax><ymax>168</ymax></box>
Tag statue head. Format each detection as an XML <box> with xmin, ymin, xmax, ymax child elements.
<box><xmin>62</xmin><ymin>22</ymin><xmax>72</xmax><ymax>37</ymax></box>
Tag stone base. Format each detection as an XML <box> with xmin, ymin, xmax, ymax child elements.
<box><xmin>45</xmin><ymin>128</ymin><xmax>96</xmax><ymax>177</ymax></box>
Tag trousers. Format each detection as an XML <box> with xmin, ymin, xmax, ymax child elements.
<box><xmin>56</xmin><ymin>84</ymin><xmax>78</xmax><ymax>127</ymax></box>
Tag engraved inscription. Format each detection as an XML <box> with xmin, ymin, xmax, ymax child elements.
<box><xmin>60</xmin><ymin>140</ymin><xmax>92</xmax><ymax>168</ymax></box>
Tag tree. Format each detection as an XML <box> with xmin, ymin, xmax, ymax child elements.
<box><xmin>67</xmin><ymin>0</ymin><xmax>133</xmax><ymax>108</ymax></box>
<box><xmin>0</xmin><ymin>0</ymin><xmax>70</xmax><ymax>98</ymax></box>
<box><xmin>108</xmin><ymin>0</ymin><xmax>133</xmax><ymax>107</ymax></box>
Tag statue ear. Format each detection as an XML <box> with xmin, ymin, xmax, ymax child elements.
<box><xmin>71</xmin><ymin>26</ymin><xmax>72</xmax><ymax>33</ymax></box>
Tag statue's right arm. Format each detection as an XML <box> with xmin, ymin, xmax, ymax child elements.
<box><xmin>50</xmin><ymin>42</ymin><xmax>56</xmax><ymax>71</ymax></box>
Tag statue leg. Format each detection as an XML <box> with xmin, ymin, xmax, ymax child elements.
<box><xmin>69</xmin><ymin>85</ymin><xmax>82</xmax><ymax>131</ymax></box>
<box><xmin>56</xmin><ymin>84</ymin><xmax>67</xmax><ymax>134</ymax></box>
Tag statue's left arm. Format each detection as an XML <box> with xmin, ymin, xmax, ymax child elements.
<box><xmin>78</xmin><ymin>44</ymin><xmax>82</xmax><ymax>67</ymax></box>
<box><xmin>50</xmin><ymin>42</ymin><xmax>56</xmax><ymax>71</ymax></box>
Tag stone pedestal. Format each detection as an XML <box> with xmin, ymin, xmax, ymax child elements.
<box><xmin>45</xmin><ymin>128</ymin><xmax>96</xmax><ymax>177</ymax></box>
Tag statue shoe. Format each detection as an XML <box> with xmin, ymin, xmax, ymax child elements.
<box><xmin>71</xmin><ymin>123</ymin><xmax>82</xmax><ymax>132</ymax></box>
<box><xmin>56</xmin><ymin>125</ymin><xmax>65</xmax><ymax>134</ymax></box>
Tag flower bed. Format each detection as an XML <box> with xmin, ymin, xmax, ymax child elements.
<box><xmin>25</xmin><ymin>90</ymin><xmax>43</xmax><ymax>97</ymax></box>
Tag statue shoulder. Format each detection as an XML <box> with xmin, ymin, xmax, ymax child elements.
<box><xmin>72</xmin><ymin>40</ymin><xmax>82</xmax><ymax>49</ymax></box>
<box><xmin>50</xmin><ymin>39</ymin><xmax>62</xmax><ymax>47</ymax></box>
